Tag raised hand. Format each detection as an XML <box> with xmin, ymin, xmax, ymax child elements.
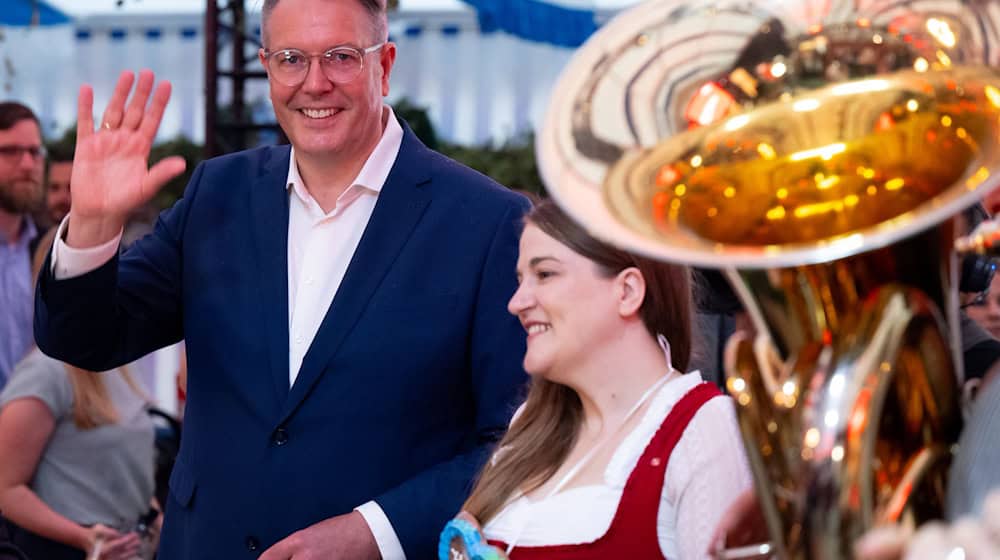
<box><xmin>67</xmin><ymin>69</ymin><xmax>187</xmax><ymax>248</ymax></box>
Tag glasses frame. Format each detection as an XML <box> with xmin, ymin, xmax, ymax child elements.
<box><xmin>0</xmin><ymin>144</ymin><xmax>47</xmax><ymax>162</ymax></box>
<box><xmin>262</xmin><ymin>42</ymin><xmax>386</xmax><ymax>87</ymax></box>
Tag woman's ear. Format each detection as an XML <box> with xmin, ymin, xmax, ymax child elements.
<box><xmin>617</xmin><ymin>267</ymin><xmax>646</xmax><ymax>317</ymax></box>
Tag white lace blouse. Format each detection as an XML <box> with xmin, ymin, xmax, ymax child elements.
<box><xmin>482</xmin><ymin>372</ymin><xmax>753</xmax><ymax>559</ymax></box>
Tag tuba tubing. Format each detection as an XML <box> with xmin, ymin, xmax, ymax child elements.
<box><xmin>723</xmin><ymin>223</ymin><xmax>963</xmax><ymax>559</ymax></box>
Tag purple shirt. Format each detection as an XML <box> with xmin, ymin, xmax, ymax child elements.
<box><xmin>0</xmin><ymin>217</ymin><xmax>38</xmax><ymax>390</ymax></box>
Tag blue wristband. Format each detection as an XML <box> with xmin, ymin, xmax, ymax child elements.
<box><xmin>438</xmin><ymin>518</ymin><xmax>506</xmax><ymax>560</ymax></box>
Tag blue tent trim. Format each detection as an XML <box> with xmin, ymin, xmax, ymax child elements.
<box><xmin>0</xmin><ymin>0</ymin><xmax>71</xmax><ymax>27</ymax></box>
<box><xmin>459</xmin><ymin>0</ymin><xmax>599</xmax><ymax>47</ymax></box>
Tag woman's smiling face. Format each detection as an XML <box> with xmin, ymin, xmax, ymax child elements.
<box><xmin>508</xmin><ymin>224</ymin><xmax>623</xmax><ymax>382</ymax></box>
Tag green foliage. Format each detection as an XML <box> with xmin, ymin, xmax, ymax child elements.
<box><xmin>391</xmin><ymin>98</ymin><xmax>546</xmax><ymax>197</ymax></box>
<box><xmin>149</xmin><ymin>136</ymin><xmax>205</xmax><ymax>209</ymax></box>
<box><xmin>440</xmin><ymin>134</ymin><xmax>545</xmax><ymax>197</ymax></box>
<box><xmin>47</xmin><ymin>126</ymin><xmax>77</xmax><ymax>161</ymax></box>
<box><xmin>392</xmin><ymin>98</ymin><xmax>439</xmax><ymax>150</ymax></box>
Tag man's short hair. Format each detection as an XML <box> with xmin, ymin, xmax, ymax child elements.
<box><xmin>261</xmin><ymin>0</ymin><xmax>387</xmax><ymax>46</ymax></box>
<box><xmin>0</xmin><ymin>102</ymin><xmax>40</xmax><ymax>132</ymax></box>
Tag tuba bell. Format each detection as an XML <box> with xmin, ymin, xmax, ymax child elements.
<box><xmin>536</xmin><ymin>0</ymin><xmax>1000</xmax><ymax>557</ymax></box>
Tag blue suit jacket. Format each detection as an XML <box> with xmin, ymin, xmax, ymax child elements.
<box><xmin>34</xmin><ymin>121</ymin><xmax>530</xmax><ymax>558</ymax></box>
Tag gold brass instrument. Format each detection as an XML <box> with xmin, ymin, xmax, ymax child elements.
<box><xmin>536</xmin><ymin>0</ymin><xmax>1000</xmax><ymax>557</ymax></box>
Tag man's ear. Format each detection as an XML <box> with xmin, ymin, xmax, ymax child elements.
<box><xmin>380</xmin><ymin>42</ymin><xmax>397</xmax><ymax>97</ymax></box>
<box><xmin>617</xmin><ymin>267</ymin><xmax>646</xmax><ymax>318</ymax></box>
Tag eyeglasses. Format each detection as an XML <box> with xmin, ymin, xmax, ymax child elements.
<box><xmin>962</xmin><ymin>292</ymin><xmax>989</xmax><ymax>309</ymax></box>
<box><xmin>263</xmin><ymin>43</ymin><xmax>385</xmax><ymax>87</ymax></box>
<box><xmin>0</xmin><ymin>144</ymin><xmax>46</xmax><ymax>162</ymax></box>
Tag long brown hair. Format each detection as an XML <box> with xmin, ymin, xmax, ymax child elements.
<box><xmin>463</xmin><ymin>199</ymin><xmax>694</xmax><ymax>523</ymax></box>
<box><xmin>31</xmin><ymin>229</ymin><xmax>150</xmax><ymax>430</ymax></box>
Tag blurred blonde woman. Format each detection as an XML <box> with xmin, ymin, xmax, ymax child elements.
<box><xmin>0</xmin><ymin>229</ymin><xmax>156</xmax><ymax>560</ymax></box>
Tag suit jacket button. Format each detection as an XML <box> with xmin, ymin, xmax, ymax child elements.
<box><xmin>246</xmin><ymin>536</ymin><xmax>259</xmax><ymax>551</ymax></box>
<box><xmin>273</xmin><ymin>427</ymin><xmax>289</xmax><ymax>446</ymax></box>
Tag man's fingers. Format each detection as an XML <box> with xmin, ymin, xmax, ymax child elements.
<box><xmin>139</xmin><ymin>80</ymin><xmax>172</xmax><ymax>141</ymax></box>
<box><xmin>121</xmin><ymin>69</ymin><xmax>155</xmax><ymax>130</ymax></box>
<box><xmin>144</xmin><ymin>156</ymin><xmax>187</xmax><ymax>195</ymax></box>
<box><xmin>100</xmin><ymin>70</ymin><xmax>135</xmax><ymax>129</ymax></box>
<box><xmin>77</xmin><ymin>85</ymin><xmax>95</xmax><ymax>142</ymax></box>
<box><xmin>258</xmin><ymin>538</ymin><xmax>293</xmax><ymax>560</ymax></box>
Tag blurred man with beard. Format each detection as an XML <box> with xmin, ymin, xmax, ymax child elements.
<box><xmin>0</xmin><ymin>102</ymin><xmax>45</xmax><ymax>390</ymax></box>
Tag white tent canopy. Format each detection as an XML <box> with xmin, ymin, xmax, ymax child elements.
<box><xmin>6</xmin><ymin>0</ymin><xmax>643</xmax><ymax>145</ymax></box>
<box><xmin>46</xmin><ymin>0</ymin><xmax>473</xmax><ymax>16</ymax></box>
<box><xmin>46</xmin><ymin>0</ymin><xmax>640</xmax><ymax>16</ymax></box>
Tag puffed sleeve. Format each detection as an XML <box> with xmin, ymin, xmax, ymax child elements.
<box><xmin>661</xmin><ymin>395</ymin><xmax>754</xmax><ymax>559</ymax></box>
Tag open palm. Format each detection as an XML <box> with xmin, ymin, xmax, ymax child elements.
<box><xmin>69</xmin><ymin>70</ymin><xmax>186</xmax><ymax>245</ymax></box>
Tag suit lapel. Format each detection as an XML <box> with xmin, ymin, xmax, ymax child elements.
<box><xmin>250</xmin><ymin>145</ymin><xmax>293</xmax><ymax>400</ymax></box>
<box><xmin>279</xmin><ymin>125</ymin><xmax>433</xmax><ymax>421</ymax></box>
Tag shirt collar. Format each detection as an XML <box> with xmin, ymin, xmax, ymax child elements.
<box><xmin>0</xmin><ymin>214</ymin><xmax>38</xmax><ymax>246</ymax></box>
<box><xmin>285</xmin><ymin>105</ymin><xmax>404</xmax><ymax>203</ymax></box>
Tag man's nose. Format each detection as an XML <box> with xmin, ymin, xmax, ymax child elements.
<box><xmin>18</xmin><ymin>150</ymin><xmax>39</xmax><ymax>169</ymax></box>
<box><xmin>301</xmin><ymin>58</ymin><xmax>334</xmax><ymax>93</ymax></box>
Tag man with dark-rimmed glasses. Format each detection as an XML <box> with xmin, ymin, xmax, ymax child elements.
<box><xmin>0</xmin><ymin>102</ymin><xmax>45</xmax><ymax>390</ymax></box>
<box><xmin>34</xmin><ymin>0</ymin><xmax>530</xmax><ymax>558</ymax></box>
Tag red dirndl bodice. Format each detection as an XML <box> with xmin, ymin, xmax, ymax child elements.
<box><xmin>488</xmin><ymin>382</ymin><xmax>723</xmax><ymax>560</ymax></box>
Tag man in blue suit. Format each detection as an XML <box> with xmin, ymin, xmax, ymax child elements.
<box><xmin>33</xmin><ymin>0</ymin><xmax>529</xmax><ymax>558</ymax></box>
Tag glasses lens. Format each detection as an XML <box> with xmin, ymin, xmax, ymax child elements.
<box><xmin>0</xmin><ymin>146</ymin><xmax>44</xmax><ymax>161</ymax></box>
<box><xmin>322</xmin><ymin>48</ymin><xmax>364</xmax><ymax>83</ymax></box>
<box><xmin>269</xmin><ymin>49</ymin><xmax>309</xmax><ymax>86</ymax></box>
<box><xmin>266</xmin><ymin>46</ymin><xmax>370</xmax><ymax>85</ymax></box>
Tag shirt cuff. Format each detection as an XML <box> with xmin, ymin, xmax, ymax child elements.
<box><xmin>51</xmin><ymin>215</ymin><xmax>123</xmax><ymax>280</ymax></box>
<box><xmin>355</xmin><ymin>501</ymin><xmax>406</xmax><ymax>560</ymax></box>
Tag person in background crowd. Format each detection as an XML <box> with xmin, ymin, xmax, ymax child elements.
<box><xmin>956</xmin><ymin>203</ymin><xmax>1000</xmax><ymax>391</ymax></box>
<box><xmin>0</xmin><ymin>101</ymin><xmax>46</xmax><ymax>391</ymax></box>
<box><xmin>43</xmin><ymin>144</ymin><xmax>73</xmax><ymax>228</ymax></box>
<box><xmin>948</xmin><ymin>364</ymin><xmax>1000</xmax><ymax>520</ymax></box>
<box><xmin>451</xmin><ymin>199</ymin><xmax>752</xmax><ymax>559</ymax></box>
<box><xmin>34</xmin><ymin>0</ymin><xmax>529</xmax><ymax>557</ymax></box>
<box><xmin>690</xmin><ymin>269</ymin><xmax>743</xmax><ymax>389</ymax></box>
<box><xmin>964</xmin><ymin>274</ymin><xmax>1000</xmax><ymax>342</ymax></box>
<box><xmin>0</xmin><ymin>231</ymin><xmax>157</xmax><ymax>560</ymax></box>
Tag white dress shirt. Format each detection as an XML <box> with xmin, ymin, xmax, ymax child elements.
<box><xmin>483</xmin><ymin>373</ymin><xmax>753</xmax><ymax>559</ymax></box>
<box><xmin>51</xmin><ymin>107</ymin><xmax>409</xmax><ymax>560</ymax></box>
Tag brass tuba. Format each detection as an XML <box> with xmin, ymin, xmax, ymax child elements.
<box><xmin>536</xmin><ymin>0</ymin><xmax>1000</xmax><ymax>557</ymax></box>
